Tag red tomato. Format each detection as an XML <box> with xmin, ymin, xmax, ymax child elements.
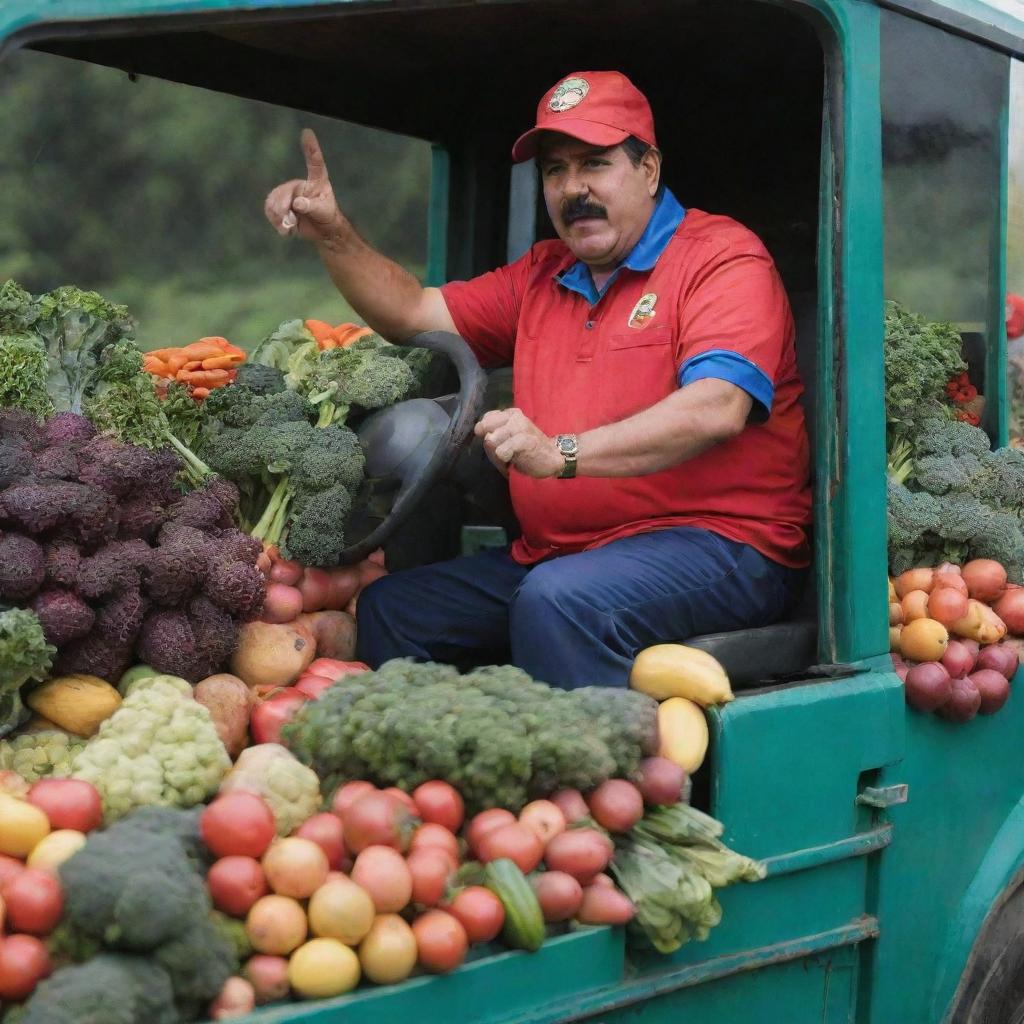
<box><xmin>1</xmin><ymin>869</ymin><xmax>63</xmax><ymax>935</ymax></box>
<box><xmin>250</xmin><ymin>689</ymin><xmax>309</xmax><ymax>745</ymax></box>
<box><xmin>477</xmin><ymin>823</ymin><xmax>544</xmax><ymax>874</ymax></box>
<box><xmin>465</xmin><ymin>809</ymin><xmax>517</xmax><ymax>857</ymax></box>
<box><xmin>293</xmin><ymin>674</ymin><xmax>336</xmax><ymax>700</ymax></box>
<box><xmin>201</xmin><ymin>793</ymin><xmax>277</xmax><ymax>859</ymax></box>
<box><xmin>413</xmin><ymin>781</ymin><xmax>465</xmax><ymax>833</ymax></box>
<box><xmin>531</xmin><ymin>871</ymin><xmax>584</xmax><ymax>923</ymax></box>
<box><xmin>207</xmin><ymin>856</ymin><xmax>268</xmax><ymax>918</ymax></box>
<box><xmin>409</xmin><ymin>823</ymin><xmax>461</xmax><ymax>863</ymax></box>
<box><xmin>518</xmin><ymin>800</ymin><xmax>566</xmax><ymax>845</ymax></box>
<box><xmin>383</xmin><ymin>788</ymin><xmax>419</xmax><ymax>813</ymax></box>
<box><xmin>306</xmin><ymin>658</ymin><xmax>370</xmax><ymax>680</ymax></box>
<box><xmin>0</xmin><ymin>934</ymin><xmax>52</xmax><ymax>1001</ymax></box>
<box><xmin>351</xmin><ymin>846</ymin><xmax>412</xmax><ymax>913</ymax></box>
<box><xmin>407</xmin><ymin>848</ymin><xmax>455</xmax><ymax>907</ymax></box>
<box><xmin>587</xmin><ymin>780</ymin><xmax>644</xmax><ymax>834</ymax></box>
<box><xmin>27</xmin><ymin>779</ymin><xmax>103</xmax><ymax>834</ymax></box>
<box><xmin>294</xmin><ymin>813</ymin><xmax>347</xmax><ymax>869</ymax></box>
<box><xmin>543</xmin><ymin>829</ymin><xmax>614</xmax><ymax>884</ymax></box>
<box><xmin>330</xmin><ymin>781</ymin><xmax>377</xmax><ymax>820</ymax></box>
<box><xmin>446</xmin><ymin>886</ymin><xmax>505</xmax><ymax>943</ymax></box>
<box><xmin>343</xmin><ymin>792</ymin><xmax>418</xmax><ymax>854</ymax></box>
<box><xmin>412</xmin><ymin>910</ymin><xmax>468</xmax><ymax>973</ymax></box>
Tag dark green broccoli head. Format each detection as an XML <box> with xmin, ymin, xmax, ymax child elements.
<box><xmin>235</xmin><ymin>361</ymin><xmax>286</xmax><ymax>395</ymax></box>
<box><xmin>15</xmin><ymin>954</ymin><xmax>177</xmax><ymax>1024</ymax></box>
<box><xmin>296</xmin><ymin>424</ymin><xmax>365</xmax><ymax>491</ymax></box>
<box><xmin>281</xmin><ymin>483</ymin><xmax>353</xmax><ymax>567</ymax></box>
<box><xmin>153</xmin><ymin>917</ymin><xmax>238</xmax><ymax>1019</ymax></box>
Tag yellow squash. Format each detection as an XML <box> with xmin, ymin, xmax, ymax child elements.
<box><xmin>657</xmin><ymin>697</ymin><xmax>709</xmax><ymax>773</ymax></box>
<box><xmin>630</xmin><ymin>644</ymin><xmax>734</xmax><ymax>706</ymax></box>
<box><xmin>26</xmin><ymin>674</ymin><xmax>123</xmax><ymax>737</ymax></box>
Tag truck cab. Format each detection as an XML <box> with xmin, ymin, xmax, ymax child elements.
<box><xmin>2</xmin><ymin>1</ymin><xmax>1023</xmax><ymax>1020</ymax></box>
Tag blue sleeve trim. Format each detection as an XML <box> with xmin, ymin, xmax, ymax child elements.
<box><xmin>678</xmin><ymin>350</ymin><xmax>774</xmax><ymax>422</ymax></box>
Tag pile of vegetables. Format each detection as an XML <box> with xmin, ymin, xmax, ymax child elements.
<box><xmin>890</xmin><ymin>560</ymin><xmax>1023</xmax><ymax>722</ymax></box>
<box><xmin>884</xmin><ymin>300</ymin><xmax>1024</xmax><ymax>579</ymax></box>
<box><xmin>143</xmin><ymin>337</ymin><xmax>246</xmax><ymax>398</ymax></box>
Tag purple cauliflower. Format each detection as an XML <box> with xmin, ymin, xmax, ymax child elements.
<box><xmin>143</xmin><ymin>547</ymin><xmax>204</xmax><ymax>607</ymax></box>
<box><xmin>41</xmin><ymin>412</ymin><xmax>96</xmax><ymax>450</ymax></box>
<box><xmin>0</xmin><ymin>438</ymin><xmax>34</xmax><ymax>488</ymax></box>
<box><xmin>203</xmin><ymin>557</ymin><xmax>266</xmax><ymax>620</ymax></box>
<box><xmin>0</xmin><ymin>480</ymin><xmax>118</xmax><ymax>548</ymax></box>
<box><xmin>0</xmin><ymin>408</ymin><xmax>43</xmax><ymax>448</ymax></box>
<box><xmin>31</xmin><ymin>588</ymin><xmax>95</xmax><ymax>646</ymax></box>
<box><xmin>44</xmin><ymin>539</ymin><xmax>82</xmax><ymax>589</ymax></box>
<box><xmin>167</xmin><ymin>488</ymin><xmax>232</xmax><ymax>533</ymax></box>
<box><xmin>78</xmin><ymin>436</ymin><xmax>182</xmax><ymax>499</ymax></box>
<box><xmin>116</xmin><ymin>494</ymin><xmax>168</xmax><ymax>541</ymax></box>
<box><xmin>136</xmin><ymin>609</ymin><xmax>211</xmax><ymax>682</ymax></box>
<box><xmin>218</xmin><ymin>529</ymin><xmax>264</xmax><ymax>567</ymax></box>
<box><xmin>94</xmin><ymin>587</ymin><xmax>149</xmax><ymax>647</ymax></box>
<box><xmin>33</xmin><ymin>446</ymin><xmax>82</xmax><ymax>481</ymax></box>
<box><xmin>54</xmin><ymin>633</ymin><xmax>134</xmax><ymax>682</ymax></box>
<box><xmin>187</xmin><ymin>594</ymin><xmax>239</xmax><ymax>669</ymax></box>
<box><xmin>156</xmin><ymin>522</ymin><xmax>217</xmax><ymax>560</ymax></box>
<box><xmin>76</xmin><ymin>540</ymin><xmax>149</xmax><ymax>600</ymax></box>
<box><xmin>0</xmin><ymin>532</ymin><xmax>45</xmax><ymax>600</ymax></box>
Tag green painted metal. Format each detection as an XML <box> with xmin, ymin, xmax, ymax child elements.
<box><xmin>424</xmin><ymin>144</ymin><xmax>449</xmax><ymax>287</ymax></box>
<box><xmin>761</xmin><ymin>824</ymin><xmax>893</xmax><ymax>876</ymax></box>
<box><xmin>987</xmin><ymin>95</ymin><xmax>1010</xmax><ymax>447</ymax></box>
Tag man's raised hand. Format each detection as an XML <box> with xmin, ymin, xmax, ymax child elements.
<box><xmin>264</xmin><ymin>129</ymin><xmax>341</xmax><ymax>242</ymax></box>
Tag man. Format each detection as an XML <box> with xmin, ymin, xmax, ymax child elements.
<box><xmin>265</xmin><ymin>70</ymin><xmax>812</xmax><ymax>688</ymax></box>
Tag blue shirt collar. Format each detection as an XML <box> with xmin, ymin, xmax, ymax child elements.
<box><xmin>555</xmin><ymin>188</ymin><xmax>686</xmax><ymax>306</ymax></box>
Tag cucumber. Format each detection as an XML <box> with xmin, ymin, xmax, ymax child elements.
<box><xmin>483</xmin><ymin>858</ymin><xmax>545</xmax><ymax>952</ymax></box>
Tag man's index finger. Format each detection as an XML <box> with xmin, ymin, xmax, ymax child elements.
<box><xmin>301</xmin><ymin>129</ymin><xmax>328</xmax><ymax>183</ymax></box>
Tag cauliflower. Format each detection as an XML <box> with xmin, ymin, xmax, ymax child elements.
<box><xmin>0</xmin><ymin>728</ymin><xmax>85</xmax><ymax>782</ymax></box>
<box><xmin>218</xmin><ymin>743</ymin><xmax>320</xmax><ymax>835</ymax></box>
<box><xmin>71</xmin><ymin>678</ymin><xmax>229</xmax><ymax>822</ymax></box>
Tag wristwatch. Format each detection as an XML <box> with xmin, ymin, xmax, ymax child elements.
<box><xmin>555</xmin><ymin>434</ymin><xmax>579</xmax><ymax>479</ymax></box>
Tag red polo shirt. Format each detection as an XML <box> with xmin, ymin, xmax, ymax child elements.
<box><xmin>440</xmin><ymin>196</ymin><xmax>812</xmax><ymax>568</ymax></box>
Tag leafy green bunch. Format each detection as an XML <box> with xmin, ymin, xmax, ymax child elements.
<box><xmin>0</xmin><ymin>606</ymin><xmax>55</xmax><ymax>738</ymax></box>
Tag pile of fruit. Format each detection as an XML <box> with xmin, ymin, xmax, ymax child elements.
<box><xmin>890</xmin><ymin>559</ymin><xmax>1022</xmax><ymax>721</ymax></box>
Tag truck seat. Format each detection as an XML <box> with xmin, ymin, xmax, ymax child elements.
<box><xmin>682</xmin><ymin>289</ymin><xmax>819</xmax><ymax>689</ymax></box>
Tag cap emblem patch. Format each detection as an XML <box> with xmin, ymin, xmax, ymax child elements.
<box><xmin>628</xmin><ymin>293</ymin><xmax>658</xmax><ymax>329</ymax></box>
<box><xmin>549</xmin><ymin>77</ymin><xmax>589</xmax><ymax>112</ymax></box>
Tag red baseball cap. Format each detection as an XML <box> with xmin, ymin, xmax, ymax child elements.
<box><xmin>511</xmin><ymin>71</ymin><xmax>658</xmax><ymax>163</ymax></box>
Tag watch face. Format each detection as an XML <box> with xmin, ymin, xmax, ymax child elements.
<box><xmin>557</xmin><ymin>435</ymin><xmax>577</xmax><ymax>456</ymax></box>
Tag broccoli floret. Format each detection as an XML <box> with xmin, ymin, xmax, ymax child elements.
<box><xmin>234</xmin><ymin>361</ymin><xmax>286</xmax><ymax>395</ymax></box>
<box><xmin>31</xmin><ymin>589</ymin><xmax>95</xmax><ymax>646</ymax></box>
<box><xmin>281</xmin><ymin>484</ymin><xmax>353</xmax><ymax>567</ymax></box>
<box><xmin>912</xmin><ymin>416</ymin><xmax>991</xmax><ymax>460</ymax></box>
<box><xmin>15</xmin><ymin>954</ymin><xmax>178</xmax><ymax>1024</ymax></box>
<box><xmin>298</xmin><ymin>424</ymin><xmax>365</xmax><ymax>491</ymax></box>
<box><xmin>887</xmin><ymin>478</ymin><xmax>941</xmax><ymax>550</ymax></box>
<box><xmin>0</xmin><ymin>532</ymin><xmax>45</xmax><ymax>600</ymax></box>
<box><xmin>0</xmin><ymin>333</ymin><xmax>54</xmax><ymax>420</ymax></box>
<box><xmin>0</xmin><ymin>279</ymin><xmax>38</xmax><ymax>333</ymax></box>
<box><xmin>977</xmin><ymin>446</ymin><xmax>1024</xmax><ymax>511</ymax></box>
<box><xmin>0</xmin><ymin>606</ymin><xmax>55</xmax><ymax>737</ymax></box>
<box><xmin>306</xmin><ymin>344</ymin><xmax>417</xmax><ymax>425</ymax></box>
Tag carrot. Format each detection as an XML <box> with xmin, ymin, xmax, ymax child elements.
<box><xmin>142</xmin><ymin>357</ymin><xmax>173</xmax><ymax>377</ymax></box>
<box><xmin>181</xmin><ymin>341</ymin><xmax>229</xmax><ymax>361</ymax></box>
<box><xmin>192</xmin><ymin>387</ymin><xmax>211</xmax><ymax>399</ymax></box>
<box><xmin>177</xmin><ymin>368</ymin><xmax>230</xmax><ymax>387</ymax></box>
<box><xmin>334</xmin><ymin>325</ymin><xmax>373</xmax><ymax>348</ymax></box>
<box><xmin>306</xmin><ymin>319</ymin><xmax>336</xmax><ymax>347</ymax></box>
<box><xmin>197</xmin><ymin>336</ymin><xmax>235</xmax><ymax>352</ymax></box>
<box><xmin>146</xmin><ymin>347</ymin><xmax>182</xmax><ymax>360</ymax></box>
<box><xmin>201</xmin><ymin>353</ymin><xmax>245</xmax><ymax>370</ymax></box>
<box><xmin>165</xmin><ymin>352</ymin><xmax>193</xmax><ymax>374</ymax></box>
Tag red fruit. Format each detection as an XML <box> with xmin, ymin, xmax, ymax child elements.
<box><xmin>201</xmin><ymin>793</ymin><xmax>277</xmax><ymax>859</ymax></box>
<box><xmin>904</xmin><ymin>662</ymin><xmax>952</xmax><ymax>713</ymax></box>
<box><xmin>383</xmin><ymin>787</ymin><xmax>419</xmax><ymax>813</ymax></box>
<box><xmin>294</xmin><ymin>813</ymin><xmax>347</xmax><ymax>869</ymax></box>
<box><xmin>551</xmin><ymin>789</ymin><xmax>590</xmax><ymax>824</ymax></box>
<box><xmin>412</xmin><ymin>781</ymin><xmax>465</xmax><ymax>833</ymax></box>
<box><xmin>27</xmin><ymin>779</ymin><xmax>103</xmax><ymax>833</ymax></box>
<box><xmin>330</xmin><ymin>781</ymin><xmax>377</xmax><ymax>819</ymax></box>
<box><xmin>636</xmin><ymin>757</ymin><xmax>687</xmax><ymax>806</ymax></box>
<box><xmin>446</xmin><ymin>886</ymin><xmax>504</xmax><ymax>943</ymax></box>
<box><xmin>476</xmin><ymin>823</ymin><xmax>544</xmax><ymax>874</ymax></box>
<box><xmin>970</xmin><ymin>669</ymin><xmax>1011</xmax><ymax>715</ymax></box>
<box><xmin>587</xmin><ymin>780</ymin><xmax>644</xmax><ymax>833</ymax></box>
<box><xmin>465</xmin><ymin>809</ymin><xmax>516</xmax><ymax>856</ymax></box>
<box><xmin>938</xmin><ymin>676</ymin><xmax>982</xmax><ymax>722</ymax></box>
<box><xmin>343</xmin><ymin>792</ymin><xmax>419</xmax><ymax>854</ymax></box>
<box><xmin>0</xmin><ymin>934</ymin><xmax>52</xmax><ymax>1001</ymax></box>
<box><xmin>249</xmin><ymin>689</ymin><xmax>308</xmax><ymax>745</ymax></box>
<box><xmin>1</xmin><ymin>869</ymin><xmax>63</xmax><ymax>935</ymax></box>
<box><xmin>207</xmin><ymin>856</ymin><xmax>268</xmax><ymax>918</ymax></box>
<box><xmin>0</xmin><ymin>854</ymin><xmax>26</xmax><ymax>888</ymax></box>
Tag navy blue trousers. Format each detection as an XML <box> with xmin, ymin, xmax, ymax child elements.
<box><xmin>355</xmin><ymin>527</ymin><xmax>804</xmax><ymax>689</ymax></box>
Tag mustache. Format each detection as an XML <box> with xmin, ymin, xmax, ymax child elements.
<box><xmin>561</xmin><ymin>197</ymin><xmax>607</xmax><ymax>224</ymax></box>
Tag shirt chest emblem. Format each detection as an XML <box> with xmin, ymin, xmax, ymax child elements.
<box><xmin>628</xmin><ymin>293</ymin><xmax>658</xmax><ymax>329</ymax></box>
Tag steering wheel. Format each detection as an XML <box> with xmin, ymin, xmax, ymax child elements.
<box><xmin>336</xmin><ymin>331</ymin><xmax>487</xmax><ymax>565</ymax></box>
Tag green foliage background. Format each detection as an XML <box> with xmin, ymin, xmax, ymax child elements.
<box><xmin>0</xmin><ymin>49</ymin><xmax>431</xmax><ymax>350</ymax></box>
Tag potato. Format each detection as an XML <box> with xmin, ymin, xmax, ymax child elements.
<box><xmin>295</xmin><ymin>612</ymin><xmax>357</xmax><ymax>661</ymax></box>
<box><xmin>232</xmin><ymin>621</ymin><xmax>316</xmax><ymax>690</ymax></box>
<box><xmin>194</xmin><ymin>674</ymin><xmax>253</xmax><ymax>758</ymax></box>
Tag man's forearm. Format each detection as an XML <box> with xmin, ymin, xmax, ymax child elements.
<box><xmin>316</xmin><ymin>217</ymin><xmax>451</xmax><ymax>341</ymax></box>
<box><xmin>576</xmin><ymin>379</ymin><xmax>753</xmax><ymax>477</ymax></box>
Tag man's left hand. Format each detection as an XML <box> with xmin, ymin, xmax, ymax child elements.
<box><xmin>475</xmin><ymin>408</ymin><xmax>564</xmax><ymax>479</ymax></box>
